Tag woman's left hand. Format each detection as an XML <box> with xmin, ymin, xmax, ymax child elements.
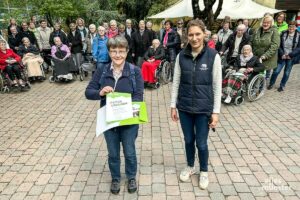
<box><xmin>209</xmin><ymin>113</ymin><xmax>219</xmax><ymax>129</ymax></box>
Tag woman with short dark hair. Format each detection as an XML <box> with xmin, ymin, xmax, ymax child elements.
<box><xmin>85</xmin><ymin>36</ymin><xmax>144</xmax><ymax>195</ymax></box>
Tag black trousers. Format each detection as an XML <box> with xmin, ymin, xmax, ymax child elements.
<box><xmin>5</xmin><ymin>65</ymin><xmax>22</xmax><ymax>80</ymax></box>
<box><xmin>42</xmin><ymin>49</ymin><xmax>52</xmax><ymax>66</ymax></box>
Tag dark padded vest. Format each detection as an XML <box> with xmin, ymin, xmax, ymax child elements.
<box><xmin>177</xmin><ymin>45</ymin><xmax>217</xmax><ymax>114</ymax></box>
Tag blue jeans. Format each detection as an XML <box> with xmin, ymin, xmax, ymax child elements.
<box><xmin>270</xmin><ymin>59</ymin><xmax>293</xmax><ymax>88</ymax></box>
<box><xmin>104</xmin><ymin>125</ymin><xmax>139</xmax><ymax>180</ymax></box>
<box><xmin>178</xmin><ymin>111</ymin><xmax>210</xmax><ymax>172</ymax></box>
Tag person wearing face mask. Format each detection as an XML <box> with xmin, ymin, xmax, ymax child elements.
<box><xmin>67</xmin><ymin>22</ymin><xmax>83</xmax><ymax>70</ymax></box>
<box><xmin>131</xmin><ymin>20</ymin><xmax>152</xmax><ymax>67</ymax></box>
<box><xmin>275</xmin><ymin>12</ymin><xmax>288</xmax><ymax>34</ymax></box>
<box><xmin>251</xmin><ymin>15</ymin><xmax>280</xmax><ymax>80</ymax></box>
<box><xmin>220</xmin><ymin>24</ymin><xmax>250</xmax><ymax>67</ymax></box>
<box><xmin>268</xmin><ymin>21</ymin><xmax>300</xmax><ymax>92</ymax></box>
<box><xmin>170</xmin><ymin>19</ymin><xmax>222</xmax><ymax>190</ymax></box>
<box><xmin>141</xmin><ymin>39</ymin><xmax>165</xmax><ymax>88</ymax></box>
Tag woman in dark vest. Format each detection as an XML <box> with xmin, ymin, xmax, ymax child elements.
<box><xmin>170</xmin><ymin>19</ymin><xmax>222</xmax><ymax>190</ymax></box>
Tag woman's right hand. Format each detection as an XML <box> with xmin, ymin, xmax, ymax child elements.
<box><xmin>171</xmin><ymin>108</ymin><xmax>178</xmax><ymax>122</ymax></box>
<box><xmin>99</xmin><ymin>86</ymin><xmax>114</xmax><ymax>96</ymax></box>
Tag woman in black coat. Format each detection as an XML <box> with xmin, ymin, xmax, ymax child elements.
<box><xmin>162</xmin><ymin>20</ymin><xmax>180</xmax><ymax>80</ymax></box>
<box><xmin>67</xmin><ymin>23</ymin><xmax>83</xmax><ymax>69</ymax></box>
<box><xmin>50</xmin><ymin>23</ymin><xmax>68</xmax><ymax>46</ymax></box>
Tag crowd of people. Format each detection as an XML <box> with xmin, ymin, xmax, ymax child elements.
<box><xmin>1</xmin><ymin>11</ymin><xmax>300</xmax><ymax>195</ymax></box>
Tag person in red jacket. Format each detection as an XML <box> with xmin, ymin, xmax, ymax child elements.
<box><xmin>0</xmin><ymin>39</ymin><xmax>25</xmax><ymax>87</ymax></box>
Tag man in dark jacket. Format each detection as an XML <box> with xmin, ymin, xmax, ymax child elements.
<box><xmin>18</xmin><ymin>22</ymin><xmax>37</xmax><ymax>46</ymax></box>
<box><xmin>131</xmin><ymin>20</ymin><xmax>152</xmax><ymax>67</ymax></box>
<box><xmin>50</xmin><ymin>23</ymin><xmax>68</xmax><ymax>46</ymax></box>
<box><xmin>220</xmin><ymin>24</ymin><xmax>250</xmax><ymax>66</ymax></box>
<box><xmin>125</xmin><ymin>19</ymin><xmax>136</xmax><ymax>63</ymax></box>
<box><xmin>67</xmin><ymin>23</ymin><xmax>83</xmax><ymax>69</ymax></box>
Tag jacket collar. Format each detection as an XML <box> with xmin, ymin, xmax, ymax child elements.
<box><xmin>183</xmin><ymin>43</ymin><xmax>208</xmax><ymax>58</ymax></box>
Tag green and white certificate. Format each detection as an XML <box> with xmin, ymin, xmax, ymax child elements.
<box><xmin>106</xmin><ymin>92</ymin><xmax>133</xmax><ymax>123</ymax></box>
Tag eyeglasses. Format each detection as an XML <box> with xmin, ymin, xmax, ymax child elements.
<box><xmin>177</xmin><ymin>23</ymin><xmax>183</xmax><ymax>25</ymax></box>
<box><xmin>109</xmin><ymin>50</ymin><xmax>128</xmax><ymax>57</ymax></box>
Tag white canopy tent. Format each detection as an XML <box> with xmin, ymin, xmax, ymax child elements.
<box><xmin>148</xmin><ymin>0</ymin><xmax>283</xmax><ymax>19</ymax></box>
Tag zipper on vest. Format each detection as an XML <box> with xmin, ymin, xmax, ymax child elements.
<box><xmin>192</xmin><ymin>60</ymin><xmax>196</xmax><ymax>109</ymax></box>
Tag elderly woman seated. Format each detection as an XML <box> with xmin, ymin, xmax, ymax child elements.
<box><xmin>51</xmin><ymin>37</ymin><xmax>77</xmax><ymax>80</ymax></box>
<box><xmin>141</xmin><ymin>39</ymin><xmax>165</xmax><ymax>88</ymax></box>
<box><xmin>222</xmin><ymin>45</ymin><xmax>265</xmax><ymax>103</ymax></box>
<box><xmin>18</xmin><ymin>37</ymin><xmax>44</xmax><ymax>80</ymax></box>
<box><xmin>0</xmin><ymin>39</ymin><xmax>25</xmax><ymax>87</ymax></box>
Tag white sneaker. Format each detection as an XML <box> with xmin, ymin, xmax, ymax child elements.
<box><xmin>199</xmin><ymin>171</ymin><xmax>209</xmax><ymax>189</ymax></box>
<box><xmin>224</xmin><ymin>95</ymin><xmax>232</xmax><ymax>104</ymax></box>
<box><xmin>179</xmin><ymin>166</ymin><xmax>197</xmax><ymax>182</ymax></box>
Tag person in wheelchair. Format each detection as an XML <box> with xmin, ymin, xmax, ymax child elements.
<box><xmin>222</xmin><ymin>45</ymin><xmax>265</xmax><ymax>104</ymax></box>
<box><xmin>18</xmin><ymin>37</ymin><xmax>44</xmax><ymax>81</ymax></box>
<box><xmin>51</xmin><ymin>37</ymin><xmax>77</xmax><ymax>80</ymax></box>
<box><xmin>141</xmin><ymin>39</ymin><xmax>165</xmax><ymax>88</ymax></box>
<box><xmin>0</xmin><ymin>39</ymin><xmax>26</xmax><ymax>88</ymax></box>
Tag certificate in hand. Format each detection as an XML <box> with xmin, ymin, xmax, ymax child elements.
<box><xmin>106</xmin><ymin>92</ymin><xmax>133</xmax><ymax>122</ymax></box>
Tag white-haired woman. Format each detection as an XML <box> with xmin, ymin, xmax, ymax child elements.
<box><xmin>222</xmin><ymin>45</ymin><xmax>265</xmax><ymax>103</ymax></box>
<box><xmin>251</xmin><ymin>15</ymin><xmax>280</xmax><ymax>79</ymax></box>
<box><xmin>85</xmin><ymin>24</ymin><xmax>97</xmax><ymax>54</ymax></box>
<box><xmin>107</xmin><ymin>20</ymin><xmax>118</xmax><ymax>38</ymax></box>
<box><xmin>141</xmin><ymin>39</ymin><xmax>165</xmax><ymax>88</ymax></box>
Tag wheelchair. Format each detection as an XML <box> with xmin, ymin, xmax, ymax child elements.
<box><xmin>153</xmin><ymin>59</ymin><xmax>172</xmax><ymax>89</ymax></box>
<box><xmin>48</xmin><ymin>58</ymin><xmax>77</xmax><ymax>83</ymax></box>
<box><xmin>0</xmin><ymin>64</ymin><xmax>31</xmax><ymax>93</ymax></box>
<box><xmin>222</xmin><ymin>70</ymin><xmax>266</xmax><ymax>106</ymax></box>
<box><xmin>79</xmin><ymin>53</ymin><xmax>96</xmax><ymax>81</ymax></box>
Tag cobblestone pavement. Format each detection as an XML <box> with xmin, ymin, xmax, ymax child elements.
<box><xmin>0</xmin><ymin>66</ymin><xmax>299</xmax><ymax>200</ymax></box>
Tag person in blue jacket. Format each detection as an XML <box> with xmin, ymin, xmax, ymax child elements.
<box><xmin>92</xmin><ymin>26</ymin><xmax>110</xmax><ymax>70</ymax></box>
<box><xmin>85</xmin><ymin>36</ymin><xmax>144</xmax><ymax>195</ymax></box>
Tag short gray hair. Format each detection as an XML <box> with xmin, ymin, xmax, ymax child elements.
<box><xmin>107</xmin><ymin>36</ymin><xmax>129</xmax><ymax>50</ymax></box>
<box><xmin>237</xmin><ymin>24</ymin><xmax>246</xmax><ymax>31</ymax></box>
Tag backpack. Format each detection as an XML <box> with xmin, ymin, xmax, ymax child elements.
<box><xmin>99</xmin><ymin>63</ymin><xmax>137</xmax><ymax>93</ymax></box>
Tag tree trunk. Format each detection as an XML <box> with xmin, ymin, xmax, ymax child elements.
<box><xmin>192</xmin><ymin>0</ymin><xmax>223</xmax><ymax>30</ymax></box>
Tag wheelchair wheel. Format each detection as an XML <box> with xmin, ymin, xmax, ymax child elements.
<box><xmin>49</xmin><ymin>76</ymin><xmax>55</xmax><ymax>83</ymax></box>
<box><xmin>154</xmin><ymin>82</ymin><xmax>160</xmax><ymax>89</ymax></box>
<box><xmin>234</xmin><ymin>96</ymin><xmax>244</xmax><ymax>106</ymax></box>
<box><xmin>0</xmin><ymin>75</ymin><xmax>4</xmax><ymax>92</ymax></box>
<box><xmin>247</xmin><ymin>74</ymin><xmax>266</xmax><ymax>102</ymax></box>
<box><xmin>160</xmin><ymin>61</ymin><xmax>171</xmax><ymax>84</ymax></box>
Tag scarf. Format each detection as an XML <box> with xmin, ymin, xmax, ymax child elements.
<box><xmin>107</xmin><ymin>28</ymin><xmax>118</xmax><ymax>38</ymax></box>
<box><xmin>163</xmin><ymin>29</ymin><xmax>171</xmax><ymax>46</ymax></box>
<box><xmin>240</xmin><ymin>53</ymin><xmax>253</xmax><ymax>66</ymax></box>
